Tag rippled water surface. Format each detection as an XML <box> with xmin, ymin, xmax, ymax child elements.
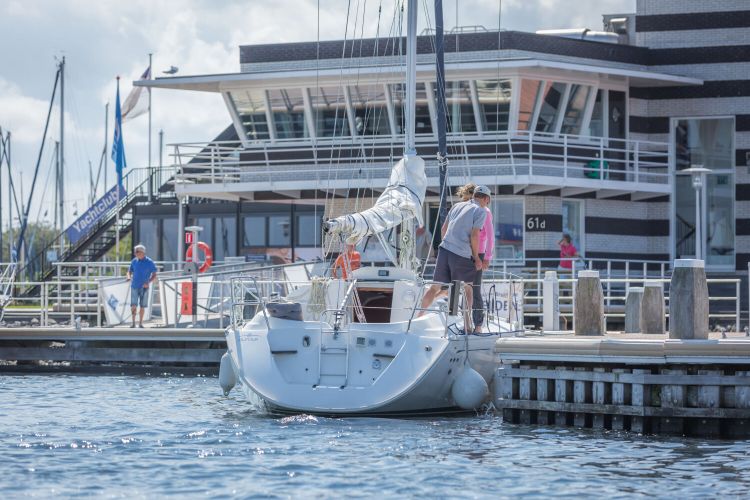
<box><xmin>2</xmin><ymin>374</ymin><xmax>750</xmax><ymax>497</ymax></box>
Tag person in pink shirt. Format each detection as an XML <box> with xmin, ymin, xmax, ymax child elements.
<box><xmin>557</xmin><ymin>233</ymin><xmax>580</xmax><ymax>271</ymax></box>
<box><xmin>472</xmin><ymin>185</ymin><xmax>494</xmax><ymax>333</ymax></box>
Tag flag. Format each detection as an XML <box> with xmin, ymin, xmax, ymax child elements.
<box><xmin>112</xmin><ymin>78</ymin><xmax>126</xmax><ymax>187</ymax></box>
<box><xmin>121</xmin><ymin>66</ymin><xmax>151</xmax><ymax>123</ymax></box>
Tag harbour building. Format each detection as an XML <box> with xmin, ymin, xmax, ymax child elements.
<box><xmin>128</xmin><ymin>0</ymin><xmax>748</xmax><ymax>279</ymax></box>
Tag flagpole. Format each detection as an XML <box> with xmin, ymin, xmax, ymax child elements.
<box><xmin>148</xmin><ymin>53</ymin><xmax>153</xmax><ymax>202</ymax></box>
<box><xmin>115</xmin><ymin>76</ymin><xmax>121</xmax><ymax>272</ymax></box>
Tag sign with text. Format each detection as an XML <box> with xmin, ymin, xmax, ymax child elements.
<box><xmin>524</xmin><ymin>214</ymin><xmax>561</xmax><ymax>232</ymax></box>
<box><xmin>66</xmin><ymin>184</ymin><xmax>127</xmax><ymax>245</ymax></box>
<box><xmin>482</xmin><ymin>281</ymin><xmax>524</xmax><ymax>328</ymax></box>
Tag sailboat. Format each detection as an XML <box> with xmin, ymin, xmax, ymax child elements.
<box><xmin>219</xmin><ymin>0</ymin><xmax>521</xmax><ymax>415</ymax></box>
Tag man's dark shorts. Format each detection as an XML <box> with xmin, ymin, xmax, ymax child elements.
<box><xmin>131</xmin><ymin>287</ymin><xmax>149</xmax><ymax>308</ymax></box>
<box><xmin>433</xmin><ymin>248</ymin><xmax>477</xmax><ymax>284</ymax></box>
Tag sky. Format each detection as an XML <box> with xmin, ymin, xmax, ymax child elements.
<box><xmin>0</xmin><ymin>0</ymin><xmax>634</xmax><ymax>231</ymax></box>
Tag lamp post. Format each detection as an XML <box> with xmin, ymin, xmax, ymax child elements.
<box><xmin>683</xmin><ymin>165</ymin><xmax>711</xmax><ymax>260</ymax></box>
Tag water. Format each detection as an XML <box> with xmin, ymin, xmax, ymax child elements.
<box><xmin>1</xmin><ymin>374</ymin><xmax>749</xmax><ymax>498</ymax></box>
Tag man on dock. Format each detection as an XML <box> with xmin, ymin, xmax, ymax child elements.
<box><xmin>127</xmin><ymin>244</ymin><xmax>157</xmax><ymax>328</ymax></box>
<box><xmin>419</xmin><ymin>186</ymin><xmax>489</xmax><ymax>331</ymax></box>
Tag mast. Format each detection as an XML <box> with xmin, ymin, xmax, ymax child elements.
<box><xmin>404</xmin><ymin>0</ymin><xmax>417</xmax><ymax>156</ymax></box>
<box><xmin>148</xmin><ymin>53</ymin><xmax>153</xmax><ymax>201</ymax></box>
<box><xmin>54</xmin><ymin>141</ymin><xmax>59</xmax><ymax>233</ymax></box>
<box><xmin>434</xmin><ymin>0</ymin><xmax>449</xmax><ymax>238</ymax></box>
<box><xmin>59</xmin><ymin>56</ymin><xmax>65</xmax><ymax>252</ymax></box>
<box><xmin>104</xmin><ymin>102</ymin><xmax>108</xmax><ymax>190</ymax></box>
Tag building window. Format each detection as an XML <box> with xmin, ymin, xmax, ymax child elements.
<box><xmin>560</xmin><ymin>84</ymin><xmax>591</xmax><ymax>136</ymax></box>
<box><xmin>214</xmin><ymin>217</ymin><xmax>237</xmax><ymax>261</ymax></box>
<box><xmin>608</xmin><ymin>90</ymin><xmax>626</xmax><ymax>140</ymax></box>
<box><xmin>268</xmin><ymin>88</ymin><xmax>308</xmax><ymax>139</ymax></box>
<box><xmin>296</xmin><ymin>213</ymin><xmax>322</xmax><ymax>247</ymax></box>
<box><xmin>349</xmin><ymin>84</ymin><xmax>391</xmax><ymax>136</ymax></box>
<box><xmin>392</xmin><ymin>82</ymin><xmax>433</xmax><ymax>136</ymax></box>
<box><xmin>535</xmin><ymin>82</ymin><xmax>567</xmax><ymax>134</ymax></box>
<box><xmin>443</xmin><ymin>80</ymin><xmax>476</xmax><ymax>133</ymax></box>
<box><xmin>586</xmin><ymin>89</ymin><xmax>604</xmax><ymax>138</ymax></box>
<box><xmin>161</xmin><ymin>217</ymin><xmax>179</xmax><ymax>262</ymax></box>
<box><xmin>673</xmin><ymin>117</ymin><xmax>735</xmax><ymax>267</ymax></box>
<box><xmin>243</xmin><ymin>216</ymin><xmax>267</xmax><ymax>247</ymax></box>
<box><xmin>675</xmin><ymin>118</ymin><xmax>734</xmax><ymax>171</ymax></box>
<box><xmin>562</xmin><ymin>200</ymin><xmax>584</xmax><ymax>255</ymax></box>
<box><xmin>517</xmin><ymin>79</ymin><xmax>542</xmax><ymax>131</ymax></box>
<box><xmin>492</xmin><ymin>199</ymin><xmax>523</xmax><ymax>261</ymax></box>
<box><xmin>268</xmin><ymin>215</ymin><xmax>291</xmax><ymax>246</ymax></box>
<box><xmin>311</xmin><ymin>86</ymin><xmax>350</xmax><ymax>137</ymax></box>
<box><xmin>476</xmin><ymin>79</ymin><xmax>512</xmax><ymax>132</ymax></box>
<box><xmin>228</xmin><ymin>90</ymin><xmax>270</xmax><ymax>141</ymax></box>
<box><xmin>136</xmin><ymin>218</ymin><xmax>159</xmax><ymax>261</ymax></box>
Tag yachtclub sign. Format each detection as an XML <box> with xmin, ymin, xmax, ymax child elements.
<box><xmin>65</xmin><ymin>184</ymin><xmax>127</xmax><ymax>245</ymax></box>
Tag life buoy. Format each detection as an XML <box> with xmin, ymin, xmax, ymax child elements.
<box><xmin>185</xmin><ymin>241</ymin><xmax>213</xmax><ymax>273</ymax></box>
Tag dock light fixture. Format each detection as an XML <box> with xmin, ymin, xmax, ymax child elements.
<box><xmin>684</xmin><ymin>165</ymin><xmax>711</xmax><ymax>260</ymax></box>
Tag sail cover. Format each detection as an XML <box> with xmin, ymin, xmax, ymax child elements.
<box><xmin>324</xmin><ymin>155</ymin><xmax>427</xmax><ymax>244</ymax></box>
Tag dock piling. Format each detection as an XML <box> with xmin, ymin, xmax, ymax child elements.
<box><xmin>624</xmin><ymin>287</ymin><xmax>644</xmax><ymax>333</ymax></box>
<box><xmin>641</xmin><ymin>281</ymin><xmax>665</xmax><ymax>335</ymax></box>
<box><xmin>574</xmin><ymin>270</ymin><xmax>604</xmax><ymax>336</ymax></box>
<box><xmin>669</xmin><ymin>259</ymin><xmax>709</xmax><ymax>340</ymax></box>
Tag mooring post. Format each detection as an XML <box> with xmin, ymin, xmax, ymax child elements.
<box><xmin>640</xmin><ymin>281</ymin><xmax>665</xmax><ymax>335</ymax></box>
<box><xmin>543</xmin><ymin>271</ymin><xmax>560</xmax><ymax>332</ymax></box>
<box><xmin>574</xmin><ymin>270</ymin><xmax>604</xmax><ymax>336</ymax></box>
<box><xmin>669</xmin><ymin>259</ymin><xmax>709</xmax><ymax>340</ymax></box>
<box><xmin>624</xmin><ymin>287</ymin><xmax>644</xmax><ymax>333</ymax></box>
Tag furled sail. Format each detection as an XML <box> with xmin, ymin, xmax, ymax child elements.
<box><xmin>324</xmin><ymin>155</ymin><xmax>427</xmax><ymax>244</ymax></box>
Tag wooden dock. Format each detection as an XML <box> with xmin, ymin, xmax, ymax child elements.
<box><xmin>0</xmin><ymin>327</ymin><xmax>226</xmax><ymax>369</ymax></box>
<box><xmin>494</xmin><ymin>333</ymin><xmax>750</xmax><ymax>437</ymax></box>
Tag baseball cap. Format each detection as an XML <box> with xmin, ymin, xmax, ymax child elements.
<box><xmin>474</xmin><ymin>185</ymin><xmax>491</xmax><ymax>197</ymax></box>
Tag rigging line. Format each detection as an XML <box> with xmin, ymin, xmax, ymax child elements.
<box><xmin>16</xmin><ymin>67</ymin><xmax>60</xmax><ymax>256</ymax></box>
<box><xmin>322</xmin><ymin>0</ymin><xmax>355</xmax><ymax>260</ymax></box>
<box><xmin>336</xmin><ymin>0</ymin><xmax>365</xmax><ymax>224</ymax></box>
<box><xmin>32</xmin><ymin>147</ymin><xmax>57</xmax><ymax>227</ymax></box>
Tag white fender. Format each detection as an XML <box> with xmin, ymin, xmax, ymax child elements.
<box><xmin>219</xmin><ymin>352</ymin><xmax>237</xmax><ymax>396</ymax></box>
<box><xmin>451</xmin><ymin>366</ymin><xmax>489</xmax><ymax>410</ymax></box>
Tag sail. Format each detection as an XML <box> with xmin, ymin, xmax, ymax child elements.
<box><xmin>324</xmin><ymin>155</ymin><xmax>427</xmax><ymax>244</ymax></box>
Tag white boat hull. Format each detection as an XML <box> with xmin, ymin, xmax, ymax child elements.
<box><xmin>225</xmin><ymin>311</ymin><xmax>508</xmax><ymax>416</ymax></box>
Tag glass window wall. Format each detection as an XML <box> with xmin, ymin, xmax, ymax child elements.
<box><xmin>560</xmin><ymin>84</ymin><xmax>591</xmax><ymax>136</ymax></box>
<box><xmin>443</xmin><ymin>80</ymin><xmax>476</xmax><ymax>133</ymax></box>
<box><xmin>269</xmin><ymin>215</ymin><xmax>291</xmax><ymax>247</ymax></box>
<box><xmin>243</xmin><ymin>216</ymin><xmax>266</xmax><ymax>247</ymax></box>
<box><xmin>675</xmin><ymin>118</ymin><xmax>734</xmax><ymax>171</ymax></box>
<box><xmin>674</xmin><ymin>117</ymin><xmax>735</xmax><ymax>267</ymax></box>
<box><xmin>267</xmin><ymin>88</ymin><xmax>308</xmax><ymax>139</ymax></box>
<box><xmin>586</xmin><ymin>89</ymin><xmax>604</xmax><ymax>137</ymax></box>
<box><xmin>391</xmin><ymin>82</ymin><xmax>433</xmax><ymax>135</ymax></box>
<box><xmin>136</xmin><ymin>218</ymin><xmax>159</xmax><ymax>261</ymax></box>
<box><xmin>492</xmin><ymin>199</ymin><xmax>524</xmax><ymax>261</ymax></box>
<box><xmin>214</xmin><ymin>217</ymin><xmax>237</xmax><ymax>261</ymax></box>
<box><xmin>517</xmin><ymin>79</ymin><xmax>542</xmax><ymax>131</ymax></box>
<box><xmin>476</xmin><ymin>79</ymin><xmax>512</xmax><ymax>132</ymax></box>
<box><xmin>160</xmin><ymin>217</ymin><xmax>179</xmax><ymax>262</ymax></box>
<box><xmin>535</xmin><ymin>82</ymin><xmax>567</xmax><ymax>134</ymax></box>
<box><xmin>562</xmin><ymin>200</ymin><xmax>584</xmax><ymax>253</ymax></box>
<box><xmin>296</xmin><ymin>214</ymin><xmax>322</xmax><ymax>247</ymax></box>
<box><xmin>310</xmin><ymin>86</ymin><xmax>349</xmax><ymax>137</ymax></box>
<box><xmin>349</xmin><ymin>84</ymin><xmax>391</xmax><ymax>136</ymax></box>
<box><xmin>229</xmin><ymin>90</ymin><xmax>270</xmax><ymax>141</ymax></box>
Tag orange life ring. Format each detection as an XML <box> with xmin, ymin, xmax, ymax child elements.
<box><xmin>185</xmin><ymin>241</ymin><xmax>213</xmax><ymax>273</ymax></box>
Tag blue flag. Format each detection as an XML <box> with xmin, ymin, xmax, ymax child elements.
<box><xmin>112</xmin><ymin>78</ymin><xmax>127</xmax><ymax>187</ymax></box>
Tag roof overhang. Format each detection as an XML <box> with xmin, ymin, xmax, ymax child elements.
<box><xmin>135</xmin><ymin>57</ymin><xmax>702</xmax><ymax>92</ymax></box>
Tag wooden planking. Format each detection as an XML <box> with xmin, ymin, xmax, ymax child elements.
<box><xmin>495</xmin><ymin>363</ymin><xmax>750</xmax><ymax>436</ymax></box>
<box><xmin>0</xmin><ymin>347</ymin><xmax>224</xmax><ymax>363</ymax></box>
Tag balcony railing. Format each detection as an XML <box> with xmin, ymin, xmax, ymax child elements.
<box><xmin>171</xmin><ymin>131</ymin><xmax>672</xmax><ymax>194</ymax></box>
